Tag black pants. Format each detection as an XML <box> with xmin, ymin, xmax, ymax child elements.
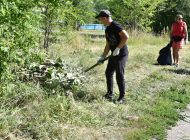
<box><xmin>105</xmin><ymin>53</ymin><xmax>128</xmax><ymax>97</ymax></box>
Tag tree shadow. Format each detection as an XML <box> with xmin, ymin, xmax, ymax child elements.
<box><xmin>167</xmin><ymin>68</ymin><xmax>190</xmax><ymax>75</ymax></box>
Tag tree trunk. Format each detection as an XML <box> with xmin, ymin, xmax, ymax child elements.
<box><xmin>43</xmin><ymin>5</ymin><xmax>52</xmax><ymax>50</ymax></box>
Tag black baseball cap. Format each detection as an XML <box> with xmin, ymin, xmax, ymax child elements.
<box><xmin>95</xmin><ymin>10</ymin><xmax>111</xmax><ymax>18</ymax></box>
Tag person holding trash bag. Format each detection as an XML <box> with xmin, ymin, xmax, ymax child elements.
<box><xmin>96</xmin><ymin>10</ymin><xmax>129</xmax><ymax>104</ymax></box>
<box><xmin>170</xmin><ymin>14</ymin><xmax>188</xmax><ymax>67</ymax></box>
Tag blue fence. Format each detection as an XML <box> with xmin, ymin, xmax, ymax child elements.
<box><xmin>80</xmin><ymin>24</ymin><xmax>105</xmax><ymax>30</ymax></box>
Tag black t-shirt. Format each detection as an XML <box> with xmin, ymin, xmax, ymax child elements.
<box><xmin>105</xmin><ymin>21</ymin><xmax>128</xmax><ymax>56</ymax></box>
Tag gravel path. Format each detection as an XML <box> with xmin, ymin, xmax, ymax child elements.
<box><xmin>167</xmin><ymin>104</ymin><xmax>190</xmax><ymax>140</ymax></box>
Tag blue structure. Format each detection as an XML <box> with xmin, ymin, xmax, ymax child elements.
<box><xmin>80</xmin><ymin>24</ymin><xmax>105</xmax><ymax>30</ymax></box>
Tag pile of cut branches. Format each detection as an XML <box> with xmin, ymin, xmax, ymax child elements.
<box><xmin>18</xmin><ymin>58</ymin><xmax>86</xmax><ymax>90</ymax></box>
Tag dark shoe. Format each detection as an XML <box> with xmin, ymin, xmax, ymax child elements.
<box><xmin>117</xmin><ymin>96</ymin><xmax>125</xmax><ymax>104</ymax></box>
<box><xmin>104</xmin><ymin>93</ymin><xmax>113</xmax><ymax>101</ymax></box>
<box><xmin>172</xmin><ymin>63</ymin><xmax>179</xmax><ymax>67</ymax></box>
<box><xmin>175</xmin><ymin>63</ymin><xmax>179</xmax><ymax>67</ymax></box>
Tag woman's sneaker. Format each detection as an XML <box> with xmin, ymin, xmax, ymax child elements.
<box><xmin>172</xmin><ymin>63</ymin><xmax>179</xmax><ymax>67</ymax></box>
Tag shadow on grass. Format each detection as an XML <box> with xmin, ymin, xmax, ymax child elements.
<box><xmin>153</xmin><ymin>63</ymin><xmax>160</xmax><ymax>65</ymax></box>
<box><xmin>152</xmin><ymin>62</ymin><xmax>172</xmax><ymax>66</ymax></box>
<box><xmin>167</xmin><ymin>68</ymin><xmax>190</xmax><ymax>75</ymax></box>
<box><xmin>73</xmin><ymin>90</ymin><xmax>101</xmax><ymax>102</ymax></box>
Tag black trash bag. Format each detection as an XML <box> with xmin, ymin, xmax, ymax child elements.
<box><xmin>157</xmin><ymin>42</ymin><xmax>172</xmax><ymax>65</ymax></box>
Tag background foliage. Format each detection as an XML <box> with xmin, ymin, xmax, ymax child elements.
<box><xmin>152</xmin><ymin>0</ymin><xmax>190</xmax><ymax>35</ymax></box>
<box><xmin>0</xmin><ymin>0</ymin><xmax>189</xmax><ymax>79</ymax></box>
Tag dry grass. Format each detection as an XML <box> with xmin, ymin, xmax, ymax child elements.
<box><xmin>1</xmin><ymin>31</ymin><xmax>190</xmax><ymax>139</ymax></box>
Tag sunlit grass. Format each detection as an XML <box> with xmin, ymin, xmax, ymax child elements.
<box><xmin>1</xmin><ymin>31</ymin><xmax>190</xmax><ymax>139</ymax></box>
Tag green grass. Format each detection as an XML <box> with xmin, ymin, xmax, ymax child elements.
<box><xmin>1</xmin><ymin>31</ymin><xmax>190</xmax><ymax>139</ymax></box>
<box><xmin>127</xmin><ymin>86</ymin><xmax>190</xmax><ymax>140</ymax></box>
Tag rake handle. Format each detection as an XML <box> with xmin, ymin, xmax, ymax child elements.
<box><xmin>84</xmin><ymin>55</ymin><xmax>112</xmax><ymax>72</ymax></box>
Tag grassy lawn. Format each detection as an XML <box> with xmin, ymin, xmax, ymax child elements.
<box><xmin>1</xmin><ymin>31</ymin><xmax>190</xmax><ymax>140</ymax></box>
